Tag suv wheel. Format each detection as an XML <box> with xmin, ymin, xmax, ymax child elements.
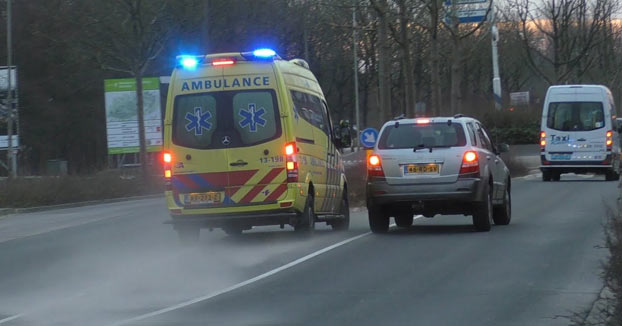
<box><xmin>606</xmin><ymin>169</ymin><xmax>620</xmax><ymax>181</ymax></box>
<box><xmin>395</xmin><ymin>214</ymin><xmax>413</xmax><ymax>228</ymax></box>
<box><xmin>552</xmin><ymin>171</ymin><xmax>561</xmax><ymax>181</ymax></box>
<box><xmin>295</xmin><ymin>195</ymin><xmax>315</xmax><ymax>234</ymax></box>
<box><xmin>542</xmin><ymin>170</ymin><xmax>552</xmax><ymax>182</ymax></box>
<box><xmin>331</xmin><ymin>195</ymin><xmax>350</xmax><ymax>231</ymax></box>
<box><xmin>492</xmin><ymin>185</ymin><xmax>511</xmax><ymax>225</ymax></box>
<box><xmin>473</xmin><ymin>185</ymin><xmax>492</xmax><ymax>232</ymax></box>
<box><xmin>368</xmin><ymin>205</ymin><xmax>389</xmax><ymax>233</ymax></box>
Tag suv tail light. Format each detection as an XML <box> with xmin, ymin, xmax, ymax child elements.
<box><xmin>285</xmin><ymin>142</ymin><xmax>298</xmax><ymax>182</ymax></box>
<box><xmin>459</xmin><ymin>151</ymin><xmax>479</xmax><ymax>178</ymax></box>
<box><xmin>367</xmin><ymin>154</ymin><xmax>385</xmax><ymax>177</ymax></box>
<box><xmin>606</xmin><ymin>130</ymin><xmax>613</xmax><ymax>151</ymax></box>
<box><xmin>540</xmin><ymin>131</ymin><xmax>546</xmax><ymax>152</ymax></box>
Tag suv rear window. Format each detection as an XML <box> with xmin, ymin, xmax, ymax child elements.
<box><xmin>547</xmin><ymin>102</ymin><xmax>604</xmax><ymax>131</ymax></box>
<box><xmin>173</xmin><ymin>90</ymin><xmax>281</xmax><ymax>149</ymax></box>
<box><xmin>378</xmin><ymin>122</ymin><xmax>466</xmax><ymax>149</ymax></box>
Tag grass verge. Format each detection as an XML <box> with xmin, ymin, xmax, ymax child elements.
<box><xmin>0</xmin><ymin>170</ymin><xmax>163</xmax><ymax>208</ymax></box>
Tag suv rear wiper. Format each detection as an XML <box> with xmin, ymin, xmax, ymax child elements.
<box><xmin>414</xmin><ymin>144</ymin><xmax>451</xmax><ymax>153</ymax></box>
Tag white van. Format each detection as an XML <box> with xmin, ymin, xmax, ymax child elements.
<box><xmin>540</xmin><ymin>85</ymin><xmax>621</xmax><ymax>181</ymax></box>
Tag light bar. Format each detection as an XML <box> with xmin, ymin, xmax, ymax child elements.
<box><xmin>178</xmin><ymin>55</ymin><xmax>199</xmax><ymax>69</ymax></box>
<box><xmin>253</xmin><ymin>48</ymin><xmax>276</xmax><ymax>58</ymax></box>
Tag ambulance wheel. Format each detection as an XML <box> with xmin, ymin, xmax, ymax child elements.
<box><xmin>223</xmin><ymin>227</ymin><xmax>243</xmax><ymax>236</ymax></box>
<box><xmin>332</xmin><ymin>195</ymin><xmax>350</xmax><ymax>231</ymax></box>
<box><xmin>552</xmin><ymin>172</ymin><xmax>561</xmax><ymax>181</ymax></box>
<box><xmin>176</xmin><ymin>226</ymin><xmax>199</xmax><ymax>245</ymax></box>
<box><xmin>295</xmin><ymin>194</ymin><xmax>315</xmax><ymax>234</ymax></box>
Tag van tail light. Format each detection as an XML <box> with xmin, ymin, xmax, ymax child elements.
<box><xmin>459</xmin><ymin>151</ymin><xmax>480</xmax><ymax>178</ymax></box>
<box><xmin>285</xmin><ymin>142</ymin><xmax>298</xmax><ymax>182</ymax></box>
<box><xmin>540</xmin><ymin>131</ymin><xmax>546</xmax><ymax>152</ymax></box>
<box><xmin>606</xmin><ymin>130</ymin><xmax>613</xmax><ymax>151</ymax></box>
<box><xmin>367</xmin><ymin>154</ymin><xmax>385</xmax><ymax>177</ymax></box>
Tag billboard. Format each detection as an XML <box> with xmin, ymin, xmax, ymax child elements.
<box><xmin>104</xmin><ymin>78</ymin><xmax>163</xmax><ymax>154</ymax></box>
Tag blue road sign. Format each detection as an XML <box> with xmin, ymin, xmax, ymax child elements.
<box><xmin>360</xmin><ymin>128</ymin><xmax>379</xmax><ymax>148</ymax></box>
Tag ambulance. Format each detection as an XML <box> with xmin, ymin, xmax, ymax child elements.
<box><xmin>162</xmin><ymin>49</ymin><xmax>351</xmax><ymax>242</ymax></box>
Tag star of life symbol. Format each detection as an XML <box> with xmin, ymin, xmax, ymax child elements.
<box><xmin>239</xmin><ymin>103</ymin><xmax>267</xmax><ymax>132</ymax></box>
<box><xmin>185</xmin><ymin>107</ymin><xmax>212</xmax><ymax>136</ymax></box>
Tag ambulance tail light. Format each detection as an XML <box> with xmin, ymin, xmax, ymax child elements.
<box><xmin>163</xmin><ymin>151</ymin><xmax>172</xmax><ymax>190</ymax></box>
<box><xmin>285</xmin><ymin>142</ymin><xmax>298</xmax><ymax>182</ymax></box>
<box><xmin>459</xmin><ymin>151</ymin><xmax>480</xmax><ymax>178</ymax></box>
<box><xmin>367</xmin><ymin>154</ymin><xmax>384</xmax><ymax>177</ymax></box>
<box><xmin>540</xmin><ymin>131</ymin><xmax>546</xmax><ymax>152</ymax></box>
<box><xmin>607</xmin><ymin>130</ymin><xmax>613</xmax><ymax>150</ymax></box>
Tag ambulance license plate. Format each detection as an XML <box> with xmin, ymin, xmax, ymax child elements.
<box><xmin>404</xmin><ymin>164</ymin><xmax>439</xmax><ymax>175</ymax></box>
<box><xmin>185</xmin><ymin>192</ymin><xmax>222</xmax><ymax>205</ymax></box>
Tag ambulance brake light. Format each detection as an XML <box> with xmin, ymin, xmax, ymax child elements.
<box><xmin>253</xmin><ymin>48</ymin><xmax>277</xmax><ymax>58</ymax></box>
<box><xmin>163</xmin><ymin>152</ymin><xmax>172</xmax><ymax>163</ymax></box>
<box><xmin>212</xmin><ymin>59</ymin><xmax>235</xmax><ymax>66</ymax></box>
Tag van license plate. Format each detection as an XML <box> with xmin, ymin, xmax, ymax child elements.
<box><xmin>550</xmin><ymin>154</ymin><xmax>571</xmax><ymax>160</ymax></box>
<box><xmin>185</xmin><ymin>192</ymin><xmax>222</xmax><ymax>205</ymax></box>
<box><xmin>404</xmin><ymin>164</ymin><xmax>439</xmax><ymax>175</ymax></box>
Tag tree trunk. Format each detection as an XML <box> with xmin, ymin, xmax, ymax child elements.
<box><xmin>430</xmin><ymin>0</ymin><xmax>442</xmax><ymax>116</ymax></box>
<box><xmin>135</xmin><ymin>72</ymin><xmax>148</xmax><ymax>177</ymax></box>
<box><xmin>377</xmin><ymin>0</ymin><xmax>392</xmax><ymax>121</ymax></box>
<box><xmin>398</xmin><ymin>0</ymin><xmax>414</xmax><ymax>117</ymax></box>
<box><xmin>450</xmin><ymin>38</ymin><xmax>462</xmax><ymax>115</ymax></box>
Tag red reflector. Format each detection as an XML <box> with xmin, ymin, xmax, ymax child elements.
<box><xmin>280</xmin><ymin>202</ymin><xmax>293</xmax><ymax>208</ymax></box>
<box><xmin>212</xmin><ymin>59</ymin><xmax>235</xmax><ymax>66</ymax></box>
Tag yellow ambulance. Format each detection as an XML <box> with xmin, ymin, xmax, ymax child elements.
<box><xmin>162</xmin><ymin>49</ymin><xmax>351</xmax><ymax>242</ymax></box>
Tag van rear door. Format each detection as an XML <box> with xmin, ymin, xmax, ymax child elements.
<box><xmin>545</xmin><ymin>101</ymin><xmax>608</xmax><ymax>161</ymax></box>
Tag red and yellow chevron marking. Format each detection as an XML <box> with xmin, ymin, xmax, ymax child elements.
<box><xmin>237</xmin><ymin>167</ymin><xmax>286</xmax><ymax>203</ymax></box>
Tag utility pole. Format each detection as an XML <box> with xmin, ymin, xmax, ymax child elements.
<box><xmin>491</xmin><ymin>1</ymin><xmax>502</xmax><ymax>110</ymax></box>
<box><xmin>353</xmin><ymin>0</ymin><xmax>361</xmax><ymax>150</ymax></box>
<box><xmin>6</xmin><ymin>0</ymin><xmax>16</xmax><ymax>177</ymax></box>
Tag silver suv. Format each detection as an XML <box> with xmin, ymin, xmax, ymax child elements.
<box><xmin>366</xmin><ymin>116</ymin><xmax>511</xmax><ymax>233</ymax></box>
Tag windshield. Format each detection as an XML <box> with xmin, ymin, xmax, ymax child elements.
<box><xmin>378</xmin><ymin>123</ymin><xmax>466</xmax><ymax>149</ymax></box>
<box><xmin>172</xmin><ymin>90</ymin><xmax>281</xmax><ymax>149</ymax></box>
<box><xmin>547</xmin><ymin>102</ymin><xmax>605</xmax><ymax>131</ymax></box>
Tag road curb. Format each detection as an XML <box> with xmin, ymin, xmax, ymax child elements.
<box><xmin>0</xmin><ymin>193</ymin><xmax>164</xmax><ymax>219</ymax></box>
<box><xmin>584</xmin><ymin>286</ymin><xmax>614</xmax><ymax>324</ymax></box>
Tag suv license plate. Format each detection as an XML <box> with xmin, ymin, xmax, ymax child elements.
<box><xmin>550</xmin><ymin>154</ymin><xmax>571</xmax><ymax>160</ymax></box>
<box><xmin>185</xmin><ymin>192</ymin><xmax>222</xmax><ymax>205</ymax></box>
<box><xmin>404</xmin><ymin>164</ymin><xmax>439</xmax><ymax>175</ymax></box>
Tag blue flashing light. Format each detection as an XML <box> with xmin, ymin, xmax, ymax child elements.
<box><xmin>179</xmin><ymin>56</ymin><xmax>199</xmax><ymax>69</ymax></box>
<box><xmin>252</xmin><ymin>48</ymin><xmax>276</xmax><ymax>58</ymax></box>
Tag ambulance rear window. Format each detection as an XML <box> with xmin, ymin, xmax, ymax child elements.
<box><xmin>172</xmin><ymin>90</ymin><xmax>281</xmax><ymax>149</ymax></box>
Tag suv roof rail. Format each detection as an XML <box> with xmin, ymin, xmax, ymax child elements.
<box><xmin>453</xmin><ymin>114</ymin><xmax>465</xmax><ymax>119</ymax></box>
<box><xmin>393</xmin><ymin>113</ymin><xmax>406</xmax><ymax>120</ymax></box>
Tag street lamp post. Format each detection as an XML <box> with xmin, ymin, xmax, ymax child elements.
<box><xmin>353</xmin><ymin>0</ymin><xmax>361</xmax><ymax>150</ymax></box>
<box><xmin>6</xmin><ymin>0</ymin><xmax>16</xmax><ymax>177</ymax></box>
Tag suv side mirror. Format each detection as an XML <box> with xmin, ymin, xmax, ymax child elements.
<box><xmin>497</xmin><ymin>143</ymin><xmax>510</xmax><ymax>153</ymax></box>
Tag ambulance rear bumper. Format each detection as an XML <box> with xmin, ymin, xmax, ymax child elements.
<box><xmin>166</xmin><ymin>209</ymin><xmax>298</xmax><ymax>229</ymax></box>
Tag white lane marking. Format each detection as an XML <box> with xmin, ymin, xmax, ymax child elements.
<box><xmin>0</xmin><ymin>314</ymin><xmax>23</xmax><ymax>324</ymax></box>
<box><xmin>107</xmin><ymin>231</ymin><xmax>374</xmax><ymax>326</ymax></box>
<box><xmin>110</xmin><ymin>215</ymin><xmax>424</xmax><ymax>325</ymax></box>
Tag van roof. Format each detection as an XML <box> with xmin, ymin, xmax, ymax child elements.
<box><xmin>548</xmin><ymin>84</ymin><xmax>610</xmax><ymax>93</ymax></box>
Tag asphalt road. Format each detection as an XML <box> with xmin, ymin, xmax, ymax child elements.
<box><xmin>0</xmin><ymin>173</ymin><xmax>616</xmax><ymax>326</ymax></box>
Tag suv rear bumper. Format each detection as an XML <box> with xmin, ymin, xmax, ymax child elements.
<box><xmin>367</xmin><ymin>178</ymin><xmax>485</xmax><ymax>208</ymax></box>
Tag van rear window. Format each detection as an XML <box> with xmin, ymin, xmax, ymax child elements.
<box><xmin>378</xmin><ymin>123</ymin><xmax>466</xmax><ymax>149</ymax></box>
<box><xmin>172</xmin><ymin>90</ymin><xmax>281</xmax><ymax>149</ymax></box>
<box><xmin>547</xmin><ymin>102</ymin><xmax>604</xmax><ymax>131</ymax></box>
